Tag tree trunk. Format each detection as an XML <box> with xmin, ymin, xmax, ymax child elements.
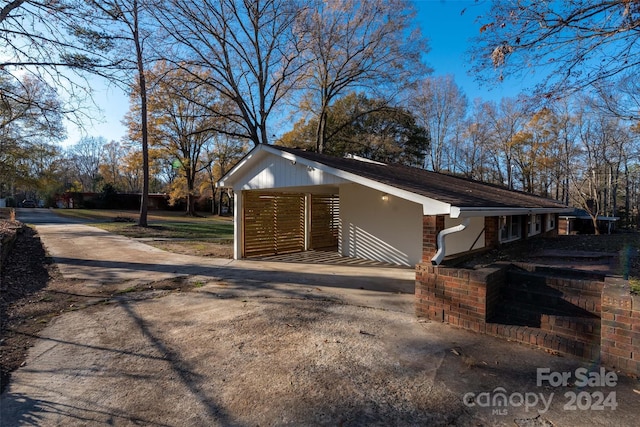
<box><xmin>134</xmin><ymin>0</ymin><xmax>148</xmax><ymax>227</ymax></box>
<box><xmin>624</xmin><ymin>162</ymin><xmax>630</xmax><ymax>226</ymax></box>
<box><xmin>186</xmin><ymin>173</ymin><xmax>195</xmax><ymax>216</ymax></box>
<box><xmin>316</xmin><ymin>102</ymin><xmax>328</xmax><ymax>154</ymax></box>
<box><xmin>591</xmin><ymin>215</ymin><xmax>600</xmax><ymax>235</ymax></box>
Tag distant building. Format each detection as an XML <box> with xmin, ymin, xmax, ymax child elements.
<box><xmin>558</xmin><ymin>208</ymin><xmax>619</xmax><ymax>235</ymax></box>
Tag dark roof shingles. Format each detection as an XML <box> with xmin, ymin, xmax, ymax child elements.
<box><xmin>275</xmin><ymin>146</ymin><xmax>565</xmax><ymax>209</ymax></box>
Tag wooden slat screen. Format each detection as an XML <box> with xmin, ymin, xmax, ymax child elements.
<box><xmin>243</xmin><ymin>192</ymin><xmax>305</xmax><ymax>257</ymax></box>
<box><xmin>311</xmin><ymin>194</ymin><xmax>339</xmax><ymax>250</ymax></box>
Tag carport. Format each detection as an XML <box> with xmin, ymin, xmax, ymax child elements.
<box><xmin>217</xmin><ymin>145</ymin><xmax>427</xmax><ymax>267</ymax></box>
<box><xmin>242</xmin><ymin>191</ymin><xmax>339</xmax><ymax>257</ymax></box>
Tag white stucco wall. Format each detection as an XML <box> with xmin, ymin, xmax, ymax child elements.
<box><xmin>339</xmin><ymin>184</ymin><xmax>423</xmax><ymax>266</ymax></box>
<box><xmin>443</xmin><ymin>216</ymin><xmax>486</xmax><ymax>256</ymax></box>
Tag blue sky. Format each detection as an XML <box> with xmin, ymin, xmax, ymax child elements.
<box><xmin>63</xmin><ymin>0</ymin><xmax>528</xmax><ymax>147</ymax></box>
<box><xmin>415</xmin><ymin>0</ymin><xmax>529</xmax><ymax>100</ymax></box>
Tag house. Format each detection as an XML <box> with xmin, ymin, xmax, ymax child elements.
<box><xmin>217</xmin><ymin>144</ymin><xmax>570</xmax><ymax>266</ymax></box>
<box><xmin>559</xmin><ymin>208</ymin><xmax>619</xmax><ymax>235</ymax></box>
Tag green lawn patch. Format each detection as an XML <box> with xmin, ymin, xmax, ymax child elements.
<box><xmin>93</xmin><ymin>221</ymin><xmax>233</xmax><ymax>240</ymax></box>
<box><xmin>52</xmin><ymin>209</ymin><xmax>233</xmax><ymax>240</ymax></box>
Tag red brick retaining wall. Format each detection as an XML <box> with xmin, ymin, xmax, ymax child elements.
<box><xmin>601</xmin><ymin>278</ymin><xmax>640</xmax><ymax>374</ymax></box>
<box><xmin>415</xmin><ymin>263</ymin><xmax>505</xmax><ymax>332</ymax></box>
<box><xmin>416</xmin><ymin>263</ymin><xmax>640</xmax><ymax>375</ymax></box>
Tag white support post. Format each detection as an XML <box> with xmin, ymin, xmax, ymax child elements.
<box><xmin>234</xmin><ymin>190</ymin><xmax>243</xmax><ymax>259</ymax></box>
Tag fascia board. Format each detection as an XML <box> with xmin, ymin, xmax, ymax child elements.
<box><xmin>451</xmin><ymin>206</ymin><xmax>573</xmax><ymax>218</ymax></box>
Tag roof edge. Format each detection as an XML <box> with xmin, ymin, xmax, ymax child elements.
<box><xmin>451</xmin><ymin>206</ymin><xmax>573</xmax><ymax>218</ymax></box>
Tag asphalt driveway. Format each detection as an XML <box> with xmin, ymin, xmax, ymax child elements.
<box><xmin>1</xmin><ymin>209</ymin><xmax>638</xmax><ymax>426</ymax></box>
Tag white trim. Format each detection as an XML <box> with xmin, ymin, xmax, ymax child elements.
<box><xmin>233</xmin><ymin>190</ymin><xmax>243</xmax><ymax>259</ymax></box>
<box><xmin>451</xmin><ymin>206</ymin><xmax>571</xmax><ymax>218</ymax></box>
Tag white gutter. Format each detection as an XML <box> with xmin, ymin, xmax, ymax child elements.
<box><xmin>450</xmin><ymin>206</ymin><xmax>572</xmax><ymax>218</ymax></box>
<box><xmin>431</xmin><ymin>218</ymin><xmax>471</xmax><ymax>266</ymax></box>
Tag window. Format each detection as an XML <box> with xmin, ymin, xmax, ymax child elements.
<box><xmin>547</xmin><ymin>214</ymin><xmax>556</xmax><ymax>230</ymax></box>
<box><xmin>500</xmin><ymin>216</ymin><xmax>522</xmax><ymax>242</ymax></box>
<box><xmin>529</xmin><ymin>214</ymin><xmax>542</xmax><ymax>236</ymax></box>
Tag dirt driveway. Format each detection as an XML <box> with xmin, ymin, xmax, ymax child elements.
<box><xmin>1</xmin><ymin>210</ymin><xmax>639</xmax><ymax>426</ymax></box>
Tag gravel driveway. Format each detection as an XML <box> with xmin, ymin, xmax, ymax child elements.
<box><xmin>1</xmin><ymin>209</ymin><xmax>638</xmax><ymax>426</ymax></box>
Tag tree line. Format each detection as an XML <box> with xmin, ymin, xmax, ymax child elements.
<box><xmin>1</xmin><ymin>1</ymin><xmax>639</xmax><ymax>227</ymax></box>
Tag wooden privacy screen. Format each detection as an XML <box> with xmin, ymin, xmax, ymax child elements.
<box><xmin>243</xmin><ymin>192</ymin><xmax>340</xmax><ymax>257</ymax></box>
<box><xmin>243</xmin><ymin>192</ymin><xmax>305</xmax><ymax>257</ymax></box>
<box><xmin>310</xmin><ymin>194</ymin><xmax>339</xmax><ymax>250</ymax></box>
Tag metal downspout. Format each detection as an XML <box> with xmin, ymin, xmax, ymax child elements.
<box><xmin>431</xmin><ymin>218</ymin><xmax>471</xmax><ymax>266</ymax></box>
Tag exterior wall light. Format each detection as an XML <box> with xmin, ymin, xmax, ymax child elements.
<box><xmin>381</xmin><ymin>193</ymin><xmax>389</xmax><ymax>201</ymax></box>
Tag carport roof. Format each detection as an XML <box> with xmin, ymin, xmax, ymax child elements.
<box><xmin>219</xmin><ymin>144</ymin><xmax>570</xmax><ymax>217</ymax></box>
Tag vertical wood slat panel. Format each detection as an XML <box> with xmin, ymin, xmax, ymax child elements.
<box><xmin>243</xmin><ymin>192</ymin><xmax>305</xmax><ymax>257</ymax></box>
<box><xmin>311</xmin><ymin>194</ymin><xmax>339</xmax><ymax>250</ymax></box>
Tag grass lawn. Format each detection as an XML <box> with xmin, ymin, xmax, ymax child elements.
<box><xmin>52</xmin><ymin>209</ymin><xmax>234</xmax><ymax>255</ymax></box>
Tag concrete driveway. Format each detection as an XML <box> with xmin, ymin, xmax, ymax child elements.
<box><xmin>18</xmin><ymin>209</ymin><xmax>415</xmax><ymax>313</ymax></box>
<box><xmin>1</xmin><ymin>209</ymin><xmax>639</xmax><ymax>426</ymax></box>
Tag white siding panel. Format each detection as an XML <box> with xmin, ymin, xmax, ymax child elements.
<box><xmin>443</xmin><ymin>216</ymin><xmax>485</xmax><ymax>256</ymax></box>
<box><xmin>339</xmin><ymin>184</ymin><xmax>422</xmax><ymax>266</ymax></box>
<box><xmin>235</xmin><ymin>155</ymin><xmax>347</xmax><ymax>191</ymax></box>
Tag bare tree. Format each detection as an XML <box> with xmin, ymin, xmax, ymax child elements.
<box><xmin>67</xmin><ymin>136</ymin><xmax>106</xmax><ymax>192</ymax></box>
<box><xmin>471</xmin><ymin>1</ymin><xmax>640</xmax><ymax>99</ymax></box>
<box><xmin>99</xmin><ymin>140</ymin><xmax>126</xmax><ymax>189</ymax></box>
<box><xmin>0</xmin><ymin>74</ymin><xmax>65</xmax><ymax>199</ymax></box>
<box><xmin>297</xmin><ymin>0</ymin><xmax>428</xmax><ymax>153</ymax></box>
<box><xmin>154</xmin><ymin>0</ymin><xmax>305</xmax><ymax>146</ymax></box>
<box><xmin>410</xmin><ymin>75</ymin><xmax>467</xmax><ymax>172</ymax></box>
<box><xmin>460</xmin><ymin>99</ymin><xmax>493</xmax><ymax>181</ymax></box>
<box><xmin>571</xmin><ymin>100</ymin><xmax>632</xmax><ymax>233</ymax></box>
<box><xmin>483</xmin><ymin>97</ymin><xmax>531</xmax><ymax>189</ymax></box>
<box><xmin>0</xmin><ymin>1</ymin><xmax>116</xmax><ymax>127</ymax></box>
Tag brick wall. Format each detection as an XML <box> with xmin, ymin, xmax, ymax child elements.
<box><xmin>415</xmin><ymin>263</ymin><xmax>506</xmax><ymax>331</ymax></box>
<box><xmin>422</xmin><ymin>215</ymin><xmax>444</xmax><ymax>262</ymax></box>
<box><xmin>416</xmin><ymin>262</ymin><xmax>639</xmax><ymax>374</ymax></box>
<box><xmin>484</xmin><ymin>216</ymin><xmax>499</xmax><ymax>248</ymax></box>
<box><xmin>601</xmin><ymin>278</ymin><xmax>640</xmax><ymax>375</ymax></box>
